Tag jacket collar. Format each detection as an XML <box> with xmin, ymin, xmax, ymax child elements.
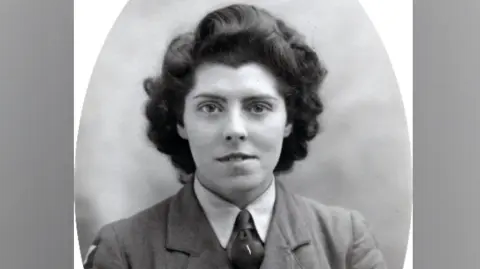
<box><xmin>165</xmin><ymin>178</ymin><xmax>316</xmax><ymax>269</ymax></box>
<box><xmin>165</xmin><ymin>180</ymin><xmax>220</xmax><ymax>255</ymax></box>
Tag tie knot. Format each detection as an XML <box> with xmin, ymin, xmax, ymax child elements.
<box><xmin>235</xmin><ymin>209</ymin><xmax>253</xmax><ymax>230</ymax></box>
<box><xmin>229</xmin><ymin>209</ymin><xmax>265</xmax><ymax>269</ymax></box>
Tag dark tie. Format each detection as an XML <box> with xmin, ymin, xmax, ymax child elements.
<box><xmin>227</xmin><ymin>209</ymin><xmax>265</xmax><ymax>269</ymax></box>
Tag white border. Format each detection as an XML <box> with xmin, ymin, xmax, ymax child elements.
<box><xmin>74</xmin><ymin>1</ymin><xmax>413</xmax><ymax>268</ymax></box>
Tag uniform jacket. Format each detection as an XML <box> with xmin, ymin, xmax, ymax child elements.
<box><xmin>85</xmin><ymin>180</ymin><xmax>387</xmax><ymax>269</ymax></box>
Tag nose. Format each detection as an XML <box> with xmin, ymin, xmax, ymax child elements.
<box><xmin>223</xmin><ymin>108</ymin><xmax>247</xmax><ymax>142</ymax></box>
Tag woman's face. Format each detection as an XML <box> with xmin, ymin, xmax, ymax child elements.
<box><xmin>177</xmin><ymin>62</ymin><xmax>291</xmax><ymax>201</ymax></box>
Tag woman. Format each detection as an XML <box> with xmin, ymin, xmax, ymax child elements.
<box><xmin>84</xmin><ymin>4</ymin><xmax>387</xmax><ymax>269</ymax></box>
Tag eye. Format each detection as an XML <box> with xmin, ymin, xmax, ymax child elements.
<box><xmin>198</xmin><ymin>102</ymin><xmax>222</xmax><ymax>114</ymax></box>
<box><xmin>248</xmin><ymin>102</ymin><xmax>272</xmax><ymax>114</ymax></box>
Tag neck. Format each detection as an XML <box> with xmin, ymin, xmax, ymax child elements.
<box><xmin>196</xmin><ymin>173</ymin><xmax>274</xmax><ymax>209</ymax></box>
<box><xmin>228</xmin><ymin>178</ymin><xmax>273</xmax><ymax>209</ymax></box>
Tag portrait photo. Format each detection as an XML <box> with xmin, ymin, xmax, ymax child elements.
<box><xmin>74</xmin><ymin>0</ymin><xmax>412</xmax><ymax>269</ymax></box>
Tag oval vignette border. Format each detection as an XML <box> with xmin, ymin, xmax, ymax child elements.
<box><xmin>73</xmin><ymin>0</ymin><xmax>413</xmax><ymax>268</ymax></box>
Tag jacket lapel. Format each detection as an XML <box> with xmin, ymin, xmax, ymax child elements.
<box><xmin>260</xmin><ymin>180</ymin><xmax>326</xmax><ymax>269</ymax></box>
<box><xmin>163</xmin><ymin>179</ymin><xmax>328</xmax><ymax>269</ymax></box>
<box><xmin>165</xmin><ymin>182</ymin><xmax>231</xmax><ymax>269</ymax></box>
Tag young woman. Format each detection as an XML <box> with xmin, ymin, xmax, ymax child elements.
<box><xmin>84</xmin><ymin>4</ymin><xmax>387</xmax><ymax>269</ymax></box>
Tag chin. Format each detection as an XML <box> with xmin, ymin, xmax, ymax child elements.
<box><xmin>228</xmin><ymin>174</ymin><xmax>265</xmax><ymax>189</ymax></box>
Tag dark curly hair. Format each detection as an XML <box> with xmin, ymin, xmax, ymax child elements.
<box><xmin>143</xmin><ymin>4</ymin><xmax>328</xmax><ymax>177</ymax></box>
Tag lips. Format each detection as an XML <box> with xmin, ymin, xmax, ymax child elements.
<box><xmin>216</xmin><ymin>153</ymin><xmax>256</xmax><ymax>162</ymax></box>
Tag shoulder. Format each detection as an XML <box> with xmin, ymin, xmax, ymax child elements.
<box><xmin>288</xmin><ymin>192</ymin><xmax>359</xmax><ymax>230</ymax></box>
<box><xmin>290</xmin><ymin>192</ymin><xmax>376</xmax><ymax>243</ymax></box>
<box><xmin>277</xmin><ymin>182</ymin><xmax>365</xmax><ymax>232</ymax></box>
<box><xmin>83</xmin><ymin>195</ymin><xmax>175</xmax><ymax>268</ymax></box>
<box><xmin>288</xmin><ymin>193</ymin><xmax>387</xmax><ymax>268</ymax></box>
<box><xmin>103</xmin><ymin>194</ymin><xmax>174</xmax><ymax>242</ymax></box>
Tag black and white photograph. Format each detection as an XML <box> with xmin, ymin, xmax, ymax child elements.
<box><xmin>74</xmin><ymin>1</ymin><xmax>412</xmax><ymax>268</ymax></box>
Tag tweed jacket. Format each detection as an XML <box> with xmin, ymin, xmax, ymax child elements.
<box><xmin>85</xmin><ymin>180</ymin><xmax>387</xmax><ymax>269</ymax></box>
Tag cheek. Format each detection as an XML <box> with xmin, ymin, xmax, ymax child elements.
<box><xmin>255</xmin><ymin>127</ymin><xmax>286</xmax><ymax>149</ymax></box>
<box><xmin>184</xmin><ymin>118</ymin><xmax>219</xmax><ymax>147</ymax></box>
<box><xmin>185</xmin><ymin>132</ymin><xmax>216</xmax><ymax>163</ymax></box>
<box><xmin>252</xmin><ymin>115</ymin><xmax>288</xmax><ymax>150</ymax></box>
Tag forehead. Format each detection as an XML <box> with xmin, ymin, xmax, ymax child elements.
<box><xmin>190</xmin><ymin>62</ymin><xmax>280</xmax><ymax>98</ymax></box>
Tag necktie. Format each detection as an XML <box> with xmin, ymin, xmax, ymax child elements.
<box><xmin>227</xmin><ymin>209</ymin><xmax>265</xmax><ymax>269</ymax></box>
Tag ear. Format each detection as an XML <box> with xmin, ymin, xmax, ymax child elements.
<box><xmin>177</xmin><ymin>124</ymin><xmax>188</xmax><ymax>139</ymax></box>
<box><xmin>284</xmin><ymin>123</ymin><xmax>292</xmax><ymax>138</ymax></box>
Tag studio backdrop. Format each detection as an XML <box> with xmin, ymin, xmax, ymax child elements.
<box><xmin>74</xmin><ymin>1</ymin><xmax>412</xmax><ymax>269</ymax></box>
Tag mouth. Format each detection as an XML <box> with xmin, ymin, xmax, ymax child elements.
<box><xmin>216</xmin><ymin>153</ymin><xmax>257</xmax><ymax>162</ymax></box>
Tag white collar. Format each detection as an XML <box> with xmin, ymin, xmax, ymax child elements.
<box><xmin>193</xmin><ymin>175</ymin><xmax>276</xmax><ymax>248</ymax></box>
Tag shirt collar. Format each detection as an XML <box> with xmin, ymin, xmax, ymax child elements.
<box><xmin>193</xmin><ymin>175</ymin><xmax>276</xmax><ymax>248</ymax></box>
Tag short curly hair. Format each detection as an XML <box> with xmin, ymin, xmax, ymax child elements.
<box><xmin>143</xmin><ymin>4</ymin><xmax>328</xmax><ymax>176</ymax></box>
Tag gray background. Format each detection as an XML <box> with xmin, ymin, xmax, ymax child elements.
<box><xmin>414</xmin><ymin>0</ymin><xmax>480</xmax><ymax>267</ymax></box>
<box><xmin>1</xmin><ymin>0</ymin><xmax>479</xmax><ymax>269</ymax></box>
<box><xmin>74</xmin><ymin>1</ymin><xmax>412</xmax><ymax>269</ymax></box>
<box><xmin>0</xmin><ymin>0</ymin><xmax>73</xmax><ymax>268</ymax></box>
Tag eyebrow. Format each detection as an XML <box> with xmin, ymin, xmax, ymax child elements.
<box><xmin>243</xmin><ymin>95</ymin><xmax>279</xmax><ymax>102</ymax></box>
<box><xmin>193</xmin><ymin>94</ymin><xmax>227</xmax><ymax>102</ymax></box>
<box><xmin>193</xmin><ymin>93</ymin><xmax>279</xmax><ymax>102</ymax></box>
